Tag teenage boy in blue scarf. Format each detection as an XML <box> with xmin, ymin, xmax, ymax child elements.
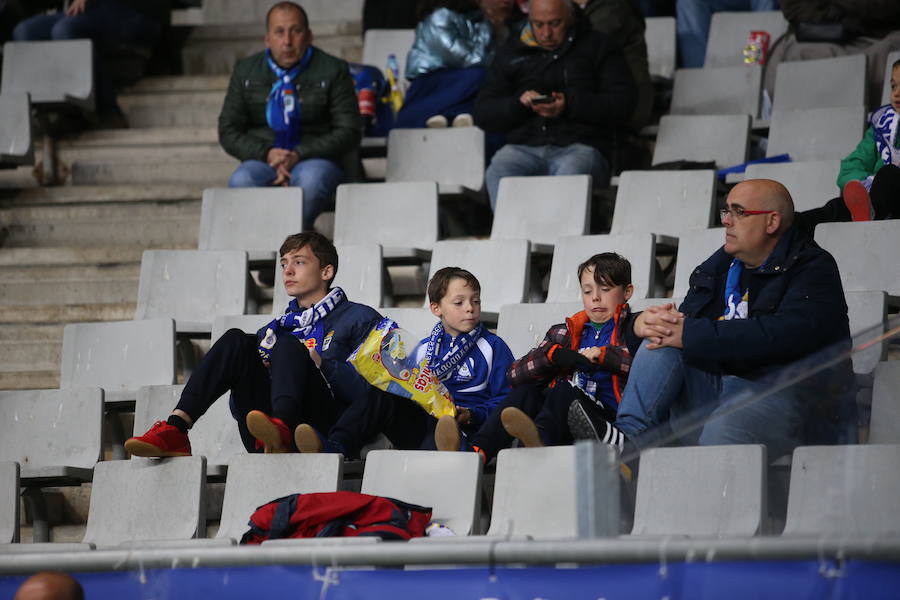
<box><xmin>126</xmin><ymin>232</ymin><xmax>381</xmax><ymax>456</ymax></box>
<box><xmin>294</xmin><ymin>267</ymin><xmax>515</xmax><ymax>456</ymax></box>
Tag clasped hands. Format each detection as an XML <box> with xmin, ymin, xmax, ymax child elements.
<box><xmin>635</xmin><ymin>303</ymin><xmax>685</xmax><ymax>350</ymax></box>
<box><xmin>266</xmin><ymin>148</ymin><xmax>301</xmax><ymax>186</ymax></box>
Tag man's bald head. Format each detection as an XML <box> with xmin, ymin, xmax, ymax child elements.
<box><xmin>733</xmin><ymin>178</ymin><xmax>795</xmax><ymax>231</ymax></box>
<box><xmin>14</xmin><ymin>572</ymin><xmax>83</xmax><ymax>600</ymax></box>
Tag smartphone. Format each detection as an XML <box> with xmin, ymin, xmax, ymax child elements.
<box><xmin>531</xmin><ymin>94</ymin><xmax>554</xmax><ymax>104</ymax></box>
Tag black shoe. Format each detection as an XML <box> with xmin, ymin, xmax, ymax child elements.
<box><xmin>567</xmin><ymin>400</ymin><xmax>627</xmax><ymax>451</ymax></box>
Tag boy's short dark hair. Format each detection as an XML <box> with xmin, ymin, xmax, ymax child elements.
<box><xmin>427</xmin><ymin>267</ymin><xmax>481</xmax><ymax>304</ymax></box>
<box><xmin>577</xmin><ymin>252</ymin><xmax>632</xmax><ymax>288</ymax></box>
<box><xmin>279</xmin><ymin>232</ymin><xmax>338</xmax><ymax>285</ymax></box>
<box><xmin>893</xmin><ymin>57</ymin><xmax>900</xmax><ymax>71</ymax></box>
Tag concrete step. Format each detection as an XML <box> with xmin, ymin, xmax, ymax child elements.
<box><xmin>118</xmin><ymin>91</ymin><xmax>224</xmax><ymax>128</ymax></box>
<box><xmin>1</xmin><ymin>201</ymin><xmax>200</xmax><ymax>224</ymax></box>
<box><xmin>0</xmin><ymin>370</ymin><xmax>59</xmax><ymax>390</ymax></box>
<box><xmin>0</xmin><ymin>247</ymin><xmax>168</xmax><ymax>268</ymax></box>
<box><xmin>70</xmin><ymin>159</ymin><xmax>235</xmax><ymax>186</ymax></box>
<box><xmin>124</xmin><ymin>76</ymin><xmax>228</xmax><ymax>94</ymax></box>
<box><xmin>2</xmin><ymin>215</ymin><xmax>201</xmax><ymax>247</ymax></box>
<box><xmin>61</xmin><ymin>127</ymin><xmax>219</xmax><ymax>148</ymax></box>
<box><xmin>0</xmin><ymin>263</ymin><xmax>139</xmax><ymax>284</ymax></box>
<box><xmin>0</xmin><ymin>183</ymin><xmax>204</xmax><ymax>207</ymax></box>
<box><xmin>0</xmin><ymin>339</ymin><xmax>61</xmax><ymax>373</ymax></box>
<box><xmin>189</xmin><ymin>0</ymin><xmax>363</xmax><ymax>26</ymax></box>
<box><xmin>182</xmin><ymin>35</ymin><xmax>362</xmax><ymax>75</ymax></box>
<box><xmin>0</xmin><ymin>302</ymin><xmax>136</xmax><ymax>324</ymax></box>
<box><xmin>56</xmin><ymin>144</ymin><xmax>229</xmax><ymax>165</ymax></box>
<box><xmin>0</xmin><ymin>278</ymin><xmax>138</xmax><ymax>306</ymax></box>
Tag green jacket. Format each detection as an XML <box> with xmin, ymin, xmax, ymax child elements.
<box><xmin>218</xmin><ymin>47</ymin><xmax>361</xmax><ymax>163</ymax></box>
<box><xmin>837</xmin><ymin>126</ymin><xmax>885</xmax><ymax>189</ymax></box>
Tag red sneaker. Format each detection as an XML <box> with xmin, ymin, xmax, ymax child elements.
<box><xmin>843</xmin><ymin>180</ymin><xmax>873</xmax><ymax>222</ymax></box>
<box><xmin>125</xmin><ymin>421</ymin><xmax>191</xmax><ymax>457</ymax></box>
<box><xmin>246</xmin><ymin>410</ymin><xmax>292</xmax><ymax>453</ymax></box>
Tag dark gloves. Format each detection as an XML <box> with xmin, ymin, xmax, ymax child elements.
<box><xmin>551</xmin><ymin>347</ymin><xmax>600</xmax><ymax>372</ymax></box>
<box><xmin>551</xmin><ymin>345</ymin><xmax>632</xmax><ymax>376</ymax></box>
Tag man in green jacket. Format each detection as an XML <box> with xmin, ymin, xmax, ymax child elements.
<box><xmin>218</xmin><ymin>1</ymin><xmax>361</xmax><ymax>230</ymax></box>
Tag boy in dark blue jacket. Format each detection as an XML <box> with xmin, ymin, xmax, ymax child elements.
<box><xmin>294</xmin><ymin>267</ymin><xmax>515</xmax><ymax>456</ymax></box>
<box><xmin>126</xmin><ymin>232</ymin><xmax>381</xmax><ymax>456</ymax></box>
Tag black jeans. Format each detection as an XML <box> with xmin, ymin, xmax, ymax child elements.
<box><xmin>469</xmin><ymin>384</ymin><xmax>545</xmax><ymax>460</ymax></box>
<box><xmin>796</xmin><ymin>164</ymin><xmax>900</xmax><ymax>234</ymax></box>
<box><xmin>175</xmin><ymin>329</ymin><xmax>342</xmax><ymax>452</ymax></box>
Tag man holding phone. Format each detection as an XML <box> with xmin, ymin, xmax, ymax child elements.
<box><xmin>473</xmin><ymin>0</ymin><xmax>635</xmax><ymax>209</ymax></box>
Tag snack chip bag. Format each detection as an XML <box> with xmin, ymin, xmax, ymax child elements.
<box><xmin>348</xmin><ymin>318</ymin><xmax>456</xmax><ymax>419</ymax></box>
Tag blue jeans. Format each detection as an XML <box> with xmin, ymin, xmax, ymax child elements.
<box><xmin>485</xmin><ymin>143</ymin><xmax>610</xmax><ymax>210</ymax></box>
<box><xmin>228</xmin><ymin>158</ymin><xmax>343</xmax><ymax>230</ymax></box>
<box><xmin>676</xmin><ymin>0</ymin><xmax>779</xmax><ymax>68</ymax></box>
<box><xmin>615</xmin><ymin>340</ymin><xmax>805</xmax><ymax>459</ymax></box>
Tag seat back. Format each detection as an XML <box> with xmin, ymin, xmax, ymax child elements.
<box><xmin>767</xmin><ymin>106</ymin><xmax>864</xmax><ymax>161</ymax></box>
<box><xmin>83</xmin><ymin>456</ymin><xmax>206</xmax><ymax>546</ymax></box>
<box><xmin>135</xmin><ymin>250</ymin><xmax>248</xmax><ymax>333</ymax></box>
<box><xmin>426</xmin><ymin>240</ymin><xmax>530</xmax><ymax>315</ymax></box>
<box><xmin>773</xmin><ymin>54</ymin><xmax>866</xmax><ymax>112</ymax></box>
<box><xmin>60</xmin><ymin>319</ymin><xmax>176</xmax><ymax>395</ymax></box>
<box><xmin>362</xmin><ymin>28</ymin><xmax>416</xmax><ymax>82</ymax></box>
<box><xmin>704</xmin><ymin>11</ymin><xmax>788</xmax><ymax>68</ymax></box>
<box><xmin>653</xmin><ymin>114</ymin><xmax>750</xmax><ymax>168</ymax></box>
<box><xmin>198</xmin><ymin>188</ymin><xmax>303</xmax><ymax>261</ymax></box>
<box><xmin>644</xmin><ymin>16</ymin><xmax>676</xmax><ymax>80</ymax></box>
<box><xmin>881</xmin><ymin>50</ymin><xmax>900</xmax><ymax>106</ymax></box>
<box><xmin>744</xmin><ymin>160</ymin><xmax>840</xmax><ymax>212</ymax></box>
<box><xmin>386</xmin><ymin>128</ymin><xmax>485</xmax><ymax>191</ymax></box>
<box><xmin>361</xmin><ymin>450</ymin><xmax>482</xmax><ymax>535</ymax></box>
<box><xmin>334</xmin><ymin>181</ymin><xmax>438</xmax><ymax>252</ymax></box>
<box><xmin>497</xmin><ymin>302</ymin><xmax>583</xmax><ymax>359</ymax></box>
<box><xmin>0</xmin><ymin>92</ymin><xmax>33</xmax><ymax>166</ymax></box>
<box><xmin>547</xmin><ymin>233</ymin><xmax>657</xmax><ymax>302</ymax></box>
<box><xmin>1</xmin><ymin>40</ymin><xmax>93</xmax><ymax>110</ymax></box>
<box><xmin>0</xmin><ymin>388</ymin><xmax>103</xmax><ymax>474</ymax></box>
<box><xmin>491</xmin><ymin>176</ymin><xmax>591</xmax><ymax>246</ymax></box>
<box><xmin>612</xmin><ymin>170</ymin><xmax>717</xmax><ymax>238</ymax></box>
<box><xmin>274</xmin><ymin>244</ymin><xmax>384</xmax><ymax>311</ymax></box>
<box><xmin>631</xmin><ymin>445</ymin><xmax>766</xmax><ymax>536</ymax></box>
<box><xmin>815</xmin><ymin>221</ymin><xmax>900</xmax><ymax>295</ymax></box>
<box><xmin>783</xmin><ymin>445</ymin><xmax>900</xmax><ymax>536</ymax></box>
<box><xmin>217</xmin><ymin>454</ymin><xmax>343</xmax><ymax>540</ymax></box>
<box><xmin>0</xmin><ymin>462</ymin><xmax>19</xmax><ymax>544</ymax></box>
<box><xmin>672</xmin><ymin>227</ymin><xmax>725</xmax><ymax>297</ymax></box>
<box><xmin>869</xmin><ymin>361</ymin><xmax>900</xmax><ymax>444</ymax></box>
<box><xmin>845</xmin><ymin>290</ymin><xmax>888</xmax><ymax>375</ymax></box>
<box><xmin>671</xmin><ymin>66</ymin><xmax>761</xmax><ymax>118</ymax></box>
<box><xmin>211</xmin><ymin>314</ymin><xmax>273</xmax><ymax>343</ymax></box>
<box><xmin>378</xmin><ymin>307</ymin><xmax>437</xmax><ymax>341</ymax></box>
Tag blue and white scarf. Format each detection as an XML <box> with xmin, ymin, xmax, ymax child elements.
<box><xmin>258</xmin><ymin>286</ymin><xmax>345</xmax><ymax>362</ymax></box>
<box><xmin>265</xmin><ymin>46</ymin><xmax>313</xmax><ymax>150</ymax></box>
<box><xmin>720</xmin><ymin>259</ymin><xmax>749</xmax><ymax>321</ymax></box>
<box><xmin>425</xmin><ymin>321</ymin><xmax>484</xmax><ymax>382</ymax></box>
<box><xmin>867</xmin><ymin>104</ymin><xmax>900</xmax><ymax>191</ymax></box>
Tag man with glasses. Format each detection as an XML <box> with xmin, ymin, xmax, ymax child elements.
<box><xmin>473</xmin><ymin>0</ymin><xmax>635</xmax><ymax>210</ymax></box>
<box><xmin>590</xmin><ymin>178</ymin><xmax>853</xmax><ymax>459</ymax></box>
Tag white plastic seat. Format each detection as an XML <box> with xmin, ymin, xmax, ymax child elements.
<box><xmin>136</xmin><ymin>249</ymin><xmax>248</xmax><ymax>334</ymax></box>
<box><xmin>362</xmin><ymin>28</ymin><xmax>415</xmax><ymax>83</ymax></box>
<box><xmin>815</xmin><ymin>221</ymin><xmax>900</xmax><ymax>295</ymax></box>
<box><xmin>491</xmin><ymin>175</ymin><xmax>591</xmax><ymax>252</ymax></box>
<box><xmin>546</xmin><ymin>233</ymin><xmax>657</xmax><ymax>302</ymax></box>
<box><xmin>672</xmin><ymin>227</ymin><xmax>725</xmax><ymax>297</ymax></box>
<box><xmin>60</xmin><ymin>318</ymin><xmax>176</xmax><ymax>404</ymax></box>
<box><xmin>743</xmin><ymin>160</ymin><xmax>840</xmax><ymax>212</ymax></box>
<box><xmin>386</xmin><ymin>127</ymin><xmax>485</xmax><ymax>194</ymax></box>
<box><xmin>198</xmin><ymin>188</ymin><xmax>303</xmax><ymax>262</ymax></box>
<box><xmin>645</xmin><ymin>16</ymin><xmax>676</xmax><ymax>80</ymax></box>
<box><xmin>671</xmin><ymin>66</ymin><xmax>762</xmax><ymax>118</ymax></box>
<box><xmin>334</xmin><ymin>181</ymin><xmax>438</xmax><ymax>259</ymax></box>
<box><xmin>0</xmin><ymin>92</ymin><xmax>33</xmax><ymax>166</ymax></box>
<box><xmin>704</xmin><ymin>11</ymin><xmax>788</xmax><ymax>68</ymax></box>
<box><xmin>0</xmin><ymin>462</ymin><xmax>19</xmax><ymax>544</ymax></box>
<box><xmin>629</xmin><ymin>296</ymin><xmax>685</xmax><ymax>312</ymax></box>
<box><xmin>653</xmin><ymin>114</ymin><xmax>751</xmax><ymax>168</ymax></box>
<box><xmin>1</xmin><ymin>40</ymin><xmax>94</xmax><ymax>111</ymax></box>
<box><xmin>211</xmin><ymin>314</ymin><xmax>272</xmax><ymax>343</ymax></box>
<box><xmin>767</xmin><ymin>106</ymin><xmax>865</xmax><ymax>161</ymax></box>
<box><xmin>425</xmin><ymin>239</ymin><xmax>530</xmax><ymax>317</ymax></box>
<box><xmin>361</xmin><ymin>450</ymin><xmax>483</xmax><ymax>535</ymax></box>
<box><xmin>497</xmin><ymin>302</ymin><xmax>583</xmax><ymax>358</ymax></box>
<box><xmin>783</xmin><ymin>445</ymin><xmax>900</xmax><ymax>536</ymax></box>
<box><xmin>630</xmin><ymin>445</ymin><xmax>766</xmax><ymax>537</ymax></box>
<box><xmin>845</xmin><ymin>290</ymin><xmax>888</xmax><ymax>375</ymax></box>
<box><xmin>378</xmin><ymin>307</ymin><xmax>436</xmax><ymax>341</ymax></box>
<box><xmin>773</xmin><ymin>55</ymin><xmax>866</xmax><ymax>112</ymax></box>
<box><xmin>868</xmin><ymin>361</ymin><xmax>900</xmax><ymax>444</ymax></box>
<box><xmin>881</xmin><ymin>50</ymin><xmax>900</xmax><ymax>106</ymax></box>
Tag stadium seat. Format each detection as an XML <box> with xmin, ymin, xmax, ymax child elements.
<box><xmin>630</xmin><ymin>445</ymin><xmax>766</xmax><ymax>537</ymax></box>
<box><xmin>497</xmin><ymin>302</ymin><xmax>582</xmax><ymax>358</ymax></box>
<box><xmin>362</xmin><ymin>28</ymin><xmax>415</xmax><ymax>85</ymax></box>
<box><xmin>132</xmin><ymin>385</ymin><xmax>245</xmax><ymax>477</ymax></box>
<box><xmin>1</xmin><ymin>40</ymin><xmax>94</xmax><ymax>111</ymax></box>
<box><xmin>0</xmin><ymin>462</ymin><xmax>19</xmax><ymax>544</ymax></box>
<box><xmin>386</xmin><ymin>128</ymin><xmax>485</xmax><ymax>194</ymax></box>
<box><xmin>361</xmin><ymin>450</ymin><xmax>483</xmax><ymax>536</ymax></box>
<box><xmin>644</xmin><ymin>16</ymin><xmax>676</xmax><ymax>80</ymax></box>
<box><xmin>782</xmin><ymin>445</ymin><xmax>900</xmax><ymax>536</ymax></box>
<box><xmin>881</xmin><ymin>50</ymin><xmax>900</xmax><ymax>106</ymax></box>
<box><xmin>273</xmin><ymin>243</ymin><xmax>385</xmax><ymax>311</ymax></box>
<box><xmin>653</xmin><ymin>114</ymin><xmax>751</xmax><ymax>168</ymax></box>
<box><xmin>489</xmin><ymin>446</ymin><xmax>587</xmax><ymax>539</ymax></box>
<box><xmin>198</xmin><ymin>188</ymin><xmax>303</xmax><ymax>262</ymax></box>
<box><xmin>773</xmin><ymin>55</ymin><xmax>866</xmax><ymax>112</ymax></box>
<box><xmin>845</xmin><ymin>290</ymin><xmax>889</xmax><ymax>375</ymax></box>
<box><xmin>83</xmin><ymin>456</ymin><xmax>206</xmax><ymax>548</ymax></box>
<box><xmin>60</xmin><ymin>319</ymin><xmax>176</xmax><ymax>404</ymax></box>
<box><xmin>546</xmin><ymin>233</ymin><xmax>657</xmax><ymax>302</ymax></box>
<box><xmin>136</xmin><ymin>250</ymin><xmax>248</xmax><ymax>334</ymax></box>
<box><xmin>868</xmin><ymin>361</ymin><xmax>900</xmax><ymax>444</ymax></box>
<box><xmin>672</xmin><ymin>227</ymin><xmax>725</xmax><ymax>297</ymax></box>
<box><xmin>612</xmin><ymin>170</ymin><xmax>717</xmax><ymax>241</ymax></box>
<box><xmin>334</xmin><ymin>181</ymin><xmax>438</xmax><ymax>260</ymax></box>
<box><xmin>491</xmin><ymin>175</ymin><xmax>591</xmax><ymax>252</ymax></box>
<box><xmin>0</xmin><ymin>92</ymin><xmax>33</xmax><ymax>167</ymax></box>
<box><xmin>767</xmin><ymin>105</ymin><xmax>865</xmax><ymax>162</ymax></box>
<box><xmin>211</xmin><ymin>314</ymin><xmax>272</xmax><ymax>343</ymax></box>
<box><xmin>217</xmin><ymin>454</ymin><xmax>343</xmax><ymax>543</ymax></box>
<box><xmin>378</xmin><ymin>307</ymin><xmax>436</xmax><ymax>341</ymax></box>
<box><xmin>743</xmin><ymin>160</ymin><xmax>840</xmax><ymax>212</ymax></box>
<box><xmin>815</xmin><ymin>221</ymin><xmax>900</xmax><ymax>295</ymax></box>
<box><xmin>425</xmin><ymin>239</ymin><xmax>530</xmax><ymax>317</ymax></box>
<box><xmin>704</xmin><ymin>11</ymin><xmax>788</xmax><ymax>68</ymax></box>
<box><xmin>670</xmin><ymin>66</ymin><xmax>762</xmax><ymax>118</ymax></box>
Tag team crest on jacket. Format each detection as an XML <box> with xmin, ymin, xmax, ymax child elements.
<box><xmin>456</xmin><ymin>359</ymin><xmax>474</xmax><ymax>381</ymax></box>
<box><xmin>323</xmin><ymin>330</ymin><xmax>335</xmax><ymax>351</ymax></box>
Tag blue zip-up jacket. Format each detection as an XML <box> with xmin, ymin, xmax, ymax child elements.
<box><xmin>415</xmin><ymin>327</ymin><xmax>514</xmax><ymax>430</ymax></box>
<box><xmin>259</xmin><ymin>297</ymin><xmax>382</xmax><ymax>407</ymax></box>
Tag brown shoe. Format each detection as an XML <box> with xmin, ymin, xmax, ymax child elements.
<box><xmin>435</xmin><ymin>414</ymin><xmax>461</xmax><ymax>451</ymax></box>
<box><xmin>294</xmin><ymin>423</ymin><xmax>323</xmax><ymax>453</ymax></box>
<box><xmin>501</xmin><ymin>407</ymin><xmax>543</xmax><ymax>448</ymax></box>
<box><xmin>246</xmin><ymin>410</ymin><xmax>291</xmax><ymax>453</ymax></box>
